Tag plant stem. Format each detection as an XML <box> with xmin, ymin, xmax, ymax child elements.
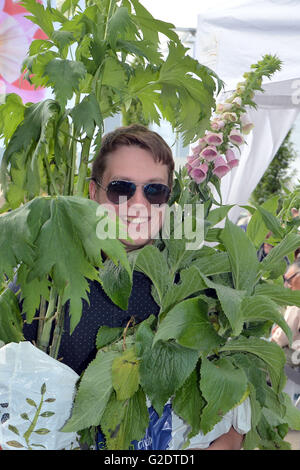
<box><xmin>48</xmin><ymin>294</ymin><xmax>64</xmax><ymax>360</ymax></box>
<box><xmin>43</xmin><ymin>154</ymin><xmax>59</xmax><ymax>196</ymax></box>
<box><xmin>36</xmin><ymin>287</ymin><xmax>57</xmax><ymax>353</ymax></box>
<box><xmin>76</xmin><ymin>136</ymin><xmax>93</xmax><ymax>197</ymax></box>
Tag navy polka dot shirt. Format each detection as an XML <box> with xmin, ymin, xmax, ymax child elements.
<box><xmin>23</xmin><ymin>271</ymin><xmax>160</xmax><ymax>375</ymax></box>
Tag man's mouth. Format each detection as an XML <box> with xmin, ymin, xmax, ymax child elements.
<box><xmin>123</xmin><ymin>217</ymin><xmax>150</xmax><ymax>225</ymax></box>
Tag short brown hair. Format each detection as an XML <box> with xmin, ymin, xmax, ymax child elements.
<box><xmin>91</xmin><ymin>124</ymin><xmax>174</xmax><ymax>187</ymax></box>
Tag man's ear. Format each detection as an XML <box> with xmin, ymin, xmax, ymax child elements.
<box><xmin>89</xmin><ymin>180</ymin><xmax>98</xmax><ymax>201</ymax></box>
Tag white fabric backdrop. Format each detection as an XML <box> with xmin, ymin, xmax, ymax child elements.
<box><xmin>195</xmin><ymin>0</ymin><xmax>300</xmax><ymax>222</ymax></box>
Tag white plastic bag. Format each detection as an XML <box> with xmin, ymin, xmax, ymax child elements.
<box><xmin>0</xmin><ymin>341</ymin><xmax>79</xmax><ymax>450</ymax></box>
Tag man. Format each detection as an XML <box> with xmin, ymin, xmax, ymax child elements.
<box><xmin>87</xmin><ymin>124</ymin><xmax>249</xmax><ymax>450</ymax></box>
<box><xmin>24</xmin><ymin>124</ymin><xmax>250</xmax><ymax>450</ymax></box>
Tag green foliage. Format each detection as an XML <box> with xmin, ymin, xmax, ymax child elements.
<box><xmin>0</xmin><ymin>0</ymin><xmax>221</xmax><ymax>205</ymax></box>
<box><xmin>63</xmin><ymin>193</ymin><xmax>300</xmax><ymax>449</ymax></box>
<box><xmin>0</xmin><ymin>2</ymin><xmax>299</xmax><ymax>451</ymax></box>
<box><xmin>251</xmin><ymin>130</ymin><xmax>298</xmax><ymax>207</ymax></box>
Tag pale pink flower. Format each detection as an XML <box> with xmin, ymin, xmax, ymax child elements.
<box><xmin>216</xmin><ymin>102</ymin><xmax>232</xmax><ymax>113</ymax></box>
<box><xmin>187</xmin><ymin>155</ymin><xmax>200</xmax><ymax>168</ymax></box>
<box><xmin>222</xmin><ymin>112</ymin><xmax>238</xmax><ymax>122</ymax></box>
<box><xmin>205</xmin><ymin>131</ymin><xmax>223</xmax><ymax>146</ymax></box>
<box><xmin>200</xmin><ymin>145</ymin><xmax>219</xmax><ymax>162</ymax></box>
<box><xmin>240</xmin><ymin>113</ymin><xmax>254</xmax><ymax>134</ymax></box>
<box><xmin>225</xmin><ymin>149</ymin><xmax>239</xmax><ymax>169</ymax></box>
<box><xmin>213</xmin><ymin>156</ymin><xmax>230</xmax><ymax>178</ymax></box>
<box><xmin>232</xmin><ymin>96</ymin><xmax>242</xmax><ymax>107</ymax></box>
<box><xmin>229</xmin><ymin>129</ymin><xmax>244</xmax><ymax>146</ymax></box>
<box><xmin>190</xmin><ymin>162</ymin><xmax>209</xmax><ymax>184</ymax></box>
<box><xmin>191</xmin><ymin>137</ymin><xmax>207</xmax><ymax>155</ymax></box>
<box><xmin>211</xmin><ymin>119</ymin><xmax>225</xmax><ymax>131</ymax></box>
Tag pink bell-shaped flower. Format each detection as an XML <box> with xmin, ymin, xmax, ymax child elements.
<box><xmin>213</xmin><ymin>156</ymin><xmax>230</xmax><ymax>178</ymax></box>
<box><xmin>225</xmin><ymin>149</ymin><xmax>239</xmax><ymax>169</ymax></box>
<box><xmin>190</xmin><ymin>162</ymin><xmax>209</xmax><ymax>184</ymax></box>
<box><xmin>200</xmin><ymin>145</ymin><xmax>219</xmax><ymax>162</ymax></box>
<box><xmin>205</xmin><ymin>131</ymin><xmax>223</xmax><ymax>146</ymax></box>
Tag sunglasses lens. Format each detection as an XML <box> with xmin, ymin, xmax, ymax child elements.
<box><xmin>144</xmin><ymin>184</ymin><xmax>170</xmax><ymax>205</ymax></box>
<box><xmin>106</xmin><ymin>181</ymin><xmax>136</xmax><ymax>204</ymax></box>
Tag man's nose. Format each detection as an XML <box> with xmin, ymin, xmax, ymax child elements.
<box><xmin>129</xmin><ymin>186</ymin><xmax>148</xmax><ymax>205</ymax></box>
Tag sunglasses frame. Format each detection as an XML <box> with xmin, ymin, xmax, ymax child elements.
<box><xmin>92</xmin><ymin>178</ymin><xmax>171</xmax><ymax>205</ymax></box>
<box><xmin>283</xmin><ymin>271</ymin><xmax>300</xmax><ymax>285</ymax></box>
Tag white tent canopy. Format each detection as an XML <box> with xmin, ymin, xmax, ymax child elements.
<box><xmin>195</xmin><ymin>0</ymin><xmax>300</xmax><ymax>222</ymax></box>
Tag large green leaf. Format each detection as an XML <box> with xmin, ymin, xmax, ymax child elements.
<box><xmin>136</xmin><ymin>321</ymin><xmax>199</xmax><ymax>415</ymax></box>
<box><xmin>135</xmin><ymin>245</ymin><xmax>172</xmax><ymax>306</ymax></box>
<box><xmin>112</xmin><ymin>347</ymin><xmax>139</xmax><ymax>401</ymax></box>
<box><xmin>70</xmin><ymin>93</ymin><xmax>102</xmax><ymax>138</ymax></box>
<box><xmin>198</xmin><ymin>272</ymin><xmax>246</xmax><ymax>336</ymax></box>
<box><xmin>220</xmin><ymin>337</ymin><xmax>286</xmax><ymax>393</ymax></box>
<box><xmin>44</xmin><ymin>59</ymin><xmax>86</xmax><ymax>107</ymax></box>
<box><xmin>0</xmin><ymin>288</ymin><xmax>24</xmax><ymax>344</ymax></box>
<box><xmin>246</xmin><ymin>196</ymin><xmax>280</xmax><ymax>248</ymax></box>
<box><xmin>173</xmin><ymin>370</ymin><xmax>205</xmax><ymax>439</ymax></box>
<box><xmin>154</xmin><ymin>297</ymin><xmax>223</xmax><ymax>352</ymax></box>
<box><xmin>62</xmin><ymin>349</ymin><xmax>119</xmax><ymax>432</ymax></box>
<box><xmin>260</xmin><ymin>232</ymin><xmax>300</xmax><ymax>274</ymax></box>
<box><xmin>100</xmin><ymin>387</ymin><xmax>149</xmax><ymax>450</ymax></box>
<box><xmin>220</xmin><ymin>218</ymin><xmax>259</xmax><ymax>293</ymax></box>
<box><xmin>255</xmin><ymin>283</ymin><xmax>300</xmax><ymax>308</ymax></box>
<box><xmin>200</xmin><ymin>356</ymin><xmax>248</xmax><ymax>434</ymax></box>
<box><xmin>0</xmin><ymin>203</ymin><xmax>37</xmax><ymax>280</ymax></box>
<box><xmin>241</xmin><ymin>295</ymin><xmax>292</xmax><ymax>345</ymax></box>
<box><xmin>161</xmin><ymin>265</ymin><xmax>206</xmax><ymax>313</ymax></box>
<box><xmin>25</xmin><ymin>197</ymin><xmax>128</xmax><ymax>332</ymax></box>
<box><xmin>98</xmin><ymin>259</ymin><xmax>133</xmax><ymax>310</ymax></box>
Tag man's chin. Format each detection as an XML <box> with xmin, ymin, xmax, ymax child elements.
<box><xmin>120</xmin><ymin>238</ymin><xmax>154</xmax><ymax>252</ymax></box>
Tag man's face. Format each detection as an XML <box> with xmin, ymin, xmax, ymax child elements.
<box><xmin>89</xmin><ymin>145</ymin><xmax>170</xmax><ymax>250</ymax></box>
<box><xmin>284</xmin><ymin>265</ymin><xmax>300</xmax><ymax>291</ymax></box>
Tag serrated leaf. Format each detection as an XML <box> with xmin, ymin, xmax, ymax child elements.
<box><xmin>135</xmin><ymin>245</ymin><xmax>172</xmax><ymax>307</ymax></box>
<box><xmin>255</xmin><ymin>283</ymin><xmax>300</xmax><ymax>308</ymax></box>
<box><xmin>44</xmin><ymin>59</ymin><xmax>86</xmax><ymax>107</ymax></box>
<box><xmin>220</xmin><ymin>218</ymin><xmax>259</xmax><ymax>293</ymax></box>
<box><xmin>98</xmin><ymin>259</ymin><xmax>132</xmax><ymax>311</ymax></box>
<box><xmin>161</xmin><ymin>265</ymin><xmax>206</xmax><ymax>312</ymax></box>
<box><xmin>0</xmin><ymin>288</ymin><xmax>24</xmax><ymax>344</ymax></box>
<box><xmin>246</xmin><ymin>196</ymin><xmax>279</xmax><ymax>248</ymax></box>
<box><xmin>96</xmin><ymin>325</ymin><xmax>123</xmax><ymax>349</ymax></box>
<box><xmin>200</xmin><ymin>357</ymin><xmax>248</xmax><ymax>434</ymax></box>
<box><xmin>220</xmin><ymin>337</ymin><xmax>286</xmax><ymax>393</ymax></box>
<box><xmin>101</xmin><ymin>57</ymin><xmax>127</xmax><ymax>90</ymax></box>
<box><xmin>70</xmin><ymin>93</ymin><xmax>102</xmax><ymax>138</ymax></box>
<box><xmin>106</xmin><ymin>7</ymin><xmax>137</xmax><ymax>50</ymax></box>
<box><xmin>260</xmin><ymin>232</ymin><xmax>300</xmax><ymax>274</ymax></box>
<box><xmin>100</xmin><ymin>387</ymin><xmax>149</xmax><ymax>450</ymax></box>
<box><xmin>173</xmin><ymin>370</ymin><xmax>205</xmax><ymax>439</ymax></box>
<box><xmin>17</xmin><ymin>264</ymin><xmax>50</xmax><ymax>324</ymax></box>
<box><xmin>197</xmin><ymin>272</ymin><xmax>246</xmax><ymax>336</ymax></box>
<box><xmin>62</xmin><ymin>350</ymin><xmax>119</xmax><ymax>432</ymax></box>
<box><xmin>112</xmin><ymin>347</ymin><xmax>139</xmax><ymax>401</ymax></box>
<box><xmin>241</xmin><ymin>295</ymin><xmax>292</xmax><ymax>345</ymax></box>
<box><xmin>136</xmin><ymin>321</ymin><xmax>199</xmax><ymax>416</ymax></box>
<box><xmin>154</xmin><ymin>297</ymin><xmax>223</xmax><ymax>352</ymax></box>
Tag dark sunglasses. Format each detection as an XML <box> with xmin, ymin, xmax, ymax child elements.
<box><xmin>283</xmin><ymin>271</ymin><xmax>300</xmax><ymax>285</ymax></box>
<box><xmin>93</xmin><ymin>179</ymin><xmax>171</xmax><ymax>205</ymax></box>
